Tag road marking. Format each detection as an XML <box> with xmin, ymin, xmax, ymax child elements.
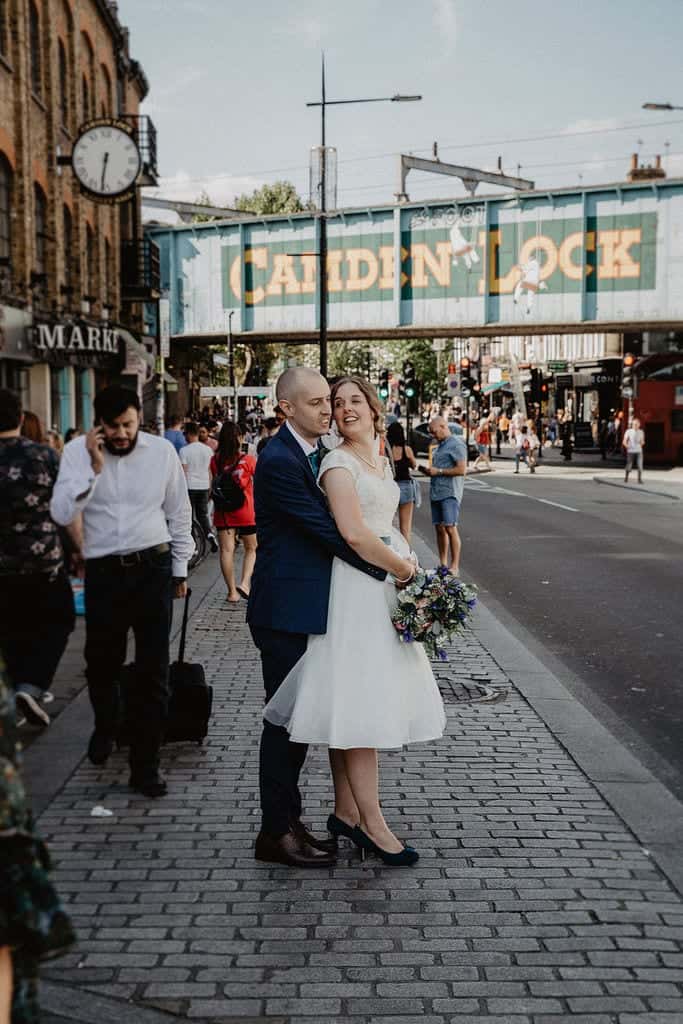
<box><xmin>535</xmin><ymin>497</ymin><xmax>579</xmax><ymax>513</ymax></box>
<box><xmin>463</xmin><ymin>477</ymin><xmax>579</xmax><ymax>513</ymax></box>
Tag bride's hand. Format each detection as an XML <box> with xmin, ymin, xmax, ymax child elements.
<box><xmin>394</xmin><ymin>558</ymin><xmax>417</xmax><ymax>589</ymax></box>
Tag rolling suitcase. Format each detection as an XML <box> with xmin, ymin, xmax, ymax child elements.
<box><xmin>165</xmin><ymin>588</ymin><xmax>213</xmax><ymax>744</ymax></box>
<box><xmin>117</xmin><ymin>589</ymin><xmax>212</xmax><ymax>747</ymax></box>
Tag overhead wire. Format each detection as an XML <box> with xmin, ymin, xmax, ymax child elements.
<box><xmin>149</xmin><ymin>116</ymin><xmax>683</xmax><ymax>191</ymax></box>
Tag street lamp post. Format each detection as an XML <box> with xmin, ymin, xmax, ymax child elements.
<box><xmin>643</xmin><ymin>102</ymin><xmax>683</xmax><ymax>111</ymax></box>
<box><xmin>307</xmin><ymin>60</ymin><xmax>421</xmax><ymax>376</ymax></box>
<box><xmin>226</xmin><ymin>309</ymin><xmax>236</xmax><ymax>419</ymax></box>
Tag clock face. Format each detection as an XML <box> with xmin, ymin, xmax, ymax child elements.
<box><xmin>72</xmin><ymin>123</ymin><xmax>141</xmax><ymax>198</ymax></box>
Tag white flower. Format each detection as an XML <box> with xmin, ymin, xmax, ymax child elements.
<box><xmin>30</xmin><ymin>541</ymin><xmax>45</xmax><ymax>554</ymax></box>
<box><xmin>24</xmin><ymin>494</ymin><xmax>39</xmax><ymax>506</ymax></box>
<box><xmin>8</xmin><ymin>467</ymin><xmax>21</xmax><ymax>480</ymax></box>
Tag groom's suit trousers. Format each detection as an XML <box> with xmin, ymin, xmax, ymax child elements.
<box><xmin>251</xmin><ymin>625</ymin><xmax>308</xmax><ymax>836</ymax></box>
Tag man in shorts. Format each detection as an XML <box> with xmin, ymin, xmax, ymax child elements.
<box><xmin>419</xmin><ymin>416</ymin><xmax>467</xmax><ymax>574</ymax></box>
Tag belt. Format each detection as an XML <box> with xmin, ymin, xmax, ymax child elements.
<box><xmin>87</xmin><ymin>542</ymin><xmax>170</xmax><ymax>568</ymax></box>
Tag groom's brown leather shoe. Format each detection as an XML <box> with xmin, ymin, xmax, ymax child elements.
<box><xmin>255</xmin><ymin>828</ymin><xmax>337</xmax><ymax>867</ymax></box>
<box><xmin>292</xmin><ymin>819</ymin><xmax>337</xmax><ymax>854</ymax></box>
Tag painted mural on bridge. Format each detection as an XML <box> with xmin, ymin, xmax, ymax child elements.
<box><xmin>148</xmin><ymin>180</ymin><xmax>683</xmax><ymax>338</ymax></box>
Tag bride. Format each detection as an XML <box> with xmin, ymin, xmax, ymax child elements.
<box><xmin>264</xmin><ymin>376</ymin><xmax>446</xmax><ymax>866</ymax></box>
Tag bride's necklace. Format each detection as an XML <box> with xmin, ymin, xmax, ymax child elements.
<box><xmin>346</xmin><ymin>440</ymin><xmax>380</xmax><ymax>473</ymax></box>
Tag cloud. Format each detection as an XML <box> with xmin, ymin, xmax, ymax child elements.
<box><xmin>142</xmin><ymin>170</ymin><xmax>270</xmax><ymax>217</ymax></box>
<box><xmin>561</xmin><ymin>117</ymin><xmax>625</xmax><ymax>136</ymax></box>
<box><xmin>280</xmin><ymin>12</ymin><xmax>328</xmax><ymax>47</ymax></box>
<box><xmin>432</xmin><ymin>0</ymin><xmax>457</xmax><ymax>53</ymax></box>
<box><xmin>141</xmin><ymin>66</ymin><xmax>204</xmax><ymax>114</ymax></box>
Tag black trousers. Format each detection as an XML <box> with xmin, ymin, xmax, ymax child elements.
<box><xmin>188</xmin><ymin>489</ymin><xmax>212</xmax><ymax>537</ymax></box>
<box><xmin>84</xmin><ymin>548</ymin><xmax>173</xmax><ymax>776</ymax></box>
<box><xmin>250</xmin><ymin>625</ymin><xmax>308</xmax><ymax>836</ymax></box>
<box><xmin>0</xmin><ymin>571</ymin><xmax>75</xmax><ymax>694</ymax></box>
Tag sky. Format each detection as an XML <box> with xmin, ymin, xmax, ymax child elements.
<box><xmin>117</xmin><ymin>0</ymin><xmax>683</xmax><ymax>220</ymax></box>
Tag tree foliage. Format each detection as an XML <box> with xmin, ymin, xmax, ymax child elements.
<box><xmin>191</xmin><ymin>190</ymin><xmax>218</xmax><ymax>223</ymax></box>
<box><xmin>234</xmin><ymin>181</ymin><xmax>307</xmax><ymax>216</ymax></box>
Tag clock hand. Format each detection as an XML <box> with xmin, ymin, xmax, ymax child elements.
<box><xmin>101</xmin><ymin>152</ymin><xmax>109</xmax><ymax>191</ymax></box>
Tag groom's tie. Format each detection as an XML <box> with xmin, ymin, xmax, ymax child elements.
<box><xmin>306</xmin><ymin>447</ymin><xmax>321</xmax><ymax>477</ymax></box>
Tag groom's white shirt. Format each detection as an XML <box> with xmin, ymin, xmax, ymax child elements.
<box><xmin>284</xmin><ymin>420</ymin><xmax>317</xmax><ymax>456</ymax></box>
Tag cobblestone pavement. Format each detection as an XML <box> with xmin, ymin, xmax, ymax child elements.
<box><xmin>38</xmin><ymin>579</ymin><xmax>683</xmax><ymax>1023</ymax></box>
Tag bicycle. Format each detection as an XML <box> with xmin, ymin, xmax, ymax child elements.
<box><xmin>188</xmin><ymin>516</ymin><xmax>207</xmax><ymax>572</ymax></box>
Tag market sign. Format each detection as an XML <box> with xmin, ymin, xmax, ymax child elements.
<box><xmin>29</xmin><ymin>319</ymin><xmax>122</xmax><ymax>369</ymax></box>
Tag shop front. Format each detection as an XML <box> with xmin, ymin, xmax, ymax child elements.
<box><xmin>26</xmin><ymin>317</ymin><xmax>125</xmax><ymax>433</ymax></box>
<box><xmin>0</xmin><ymin>305</ymin><xmax>33</xmax><ymax>409</ymax></box>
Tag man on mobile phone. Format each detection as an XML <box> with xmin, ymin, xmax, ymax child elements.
<box><xmin>51</xmin><ymin>387</ymin><xmax>193</xmax><ymax>797</ymax></box>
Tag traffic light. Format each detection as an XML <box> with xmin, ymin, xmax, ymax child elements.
<box><xmin>621</xmin><ymin>353</ymin><xmax>636</xmax><ymax>396</ymax></box>
<box><xmin>460</xmin><ymin>376</ymin><xmax>476</xmax><ymax>398</ymax></box>
<box><xmin>398</xmin><ymin>378</ymin><xmax>406</xmax><ymax>401</ymax></box>
<box><xmin>403</xmin><ymin>360</ymin><xmax>418</xmax><ymax>411</ymax></box>
<box><xmin>459</xmin><ymin>356</ymin><xmax>471</xmax><ymax>373</ymax></box>
<box><xmin>378</xmin><ymin>368</ymin><xmax>390</xmax><ymax>400</ymax></box>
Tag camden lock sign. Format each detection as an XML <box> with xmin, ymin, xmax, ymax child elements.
<box><xmin>29</xmin><ymin>320</ymin><xmax>122</xmax><ymax>369</ymax></box>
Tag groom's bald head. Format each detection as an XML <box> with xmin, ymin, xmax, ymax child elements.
<box><xmin>276</xmin><ymin>367</ymin><xmax>327</xmax><ymax>404</ymax></box>
<box><xmin>275</xmin><ymin>368</ymin><xmax>331</xmax><ymax>444</ymax></box>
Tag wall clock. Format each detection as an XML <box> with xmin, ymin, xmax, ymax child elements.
<box><xmin>71</xmin><ymin>119</ymin><xmax>141</xmax><ymax>201</ymax></box>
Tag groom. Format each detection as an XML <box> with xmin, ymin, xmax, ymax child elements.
<box><xmin>247</xmin><ymin>367</ymin><xmax>386</xmax><ymax>867</ymax></box>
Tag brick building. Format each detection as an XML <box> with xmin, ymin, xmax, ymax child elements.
<box><xmin>0</xmin><ymin>0</ymin><xmax>159</xmax><ymax>434</ymax></box>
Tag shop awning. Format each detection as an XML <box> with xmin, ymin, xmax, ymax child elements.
<box><xmin>117</xmin><ymin>327</ymin><xmax>156</xmax><ymax>368</ymax></box>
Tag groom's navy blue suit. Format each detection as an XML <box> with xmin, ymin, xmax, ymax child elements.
<box><xmin>248</xmin><ymin>424</ymin><xmax>385</xmax><ymax>836</ymax></box>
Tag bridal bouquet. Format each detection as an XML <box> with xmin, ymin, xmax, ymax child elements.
<box><xmin>392</xmin><ymin>566</ymin><xmax>477</xmax><ymax>661</ymax></box>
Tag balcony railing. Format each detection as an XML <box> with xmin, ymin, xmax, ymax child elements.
<box><xmin>120</xmin><ymin>239</ymin><xmax>160</xmax><ymax>302</ymax></box>
<box><xmin>121</xmin><ymin>114</ymin><xmax>158</xmax><ymax>186</ymax></box>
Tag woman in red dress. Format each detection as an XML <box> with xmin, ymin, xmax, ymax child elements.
<box><xmin>210</xmin><ymin>422</ymin><xmax>257</xmax><ymax>603</ymax></box>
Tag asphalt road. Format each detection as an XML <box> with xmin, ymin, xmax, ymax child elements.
<box><xmin>413</xmin><ymin>463</ymin><xmax>683</xmax><ymax>801</ymax></box>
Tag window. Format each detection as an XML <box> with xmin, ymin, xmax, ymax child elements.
<box><xmin>34</xmin><ymin>184</ymin><xmax>47</xmax><ymax>275</ymax></box>
<box><xmin>82</xmin><ymin>74</ymin><xmax>90</xmax><ymax>121</ymax></box>
<box><xmin>59</xmin><ymin>40</ymin><xmax>69</xmax><ymax>126</ymax></box>
<box><xmin>103</xmin><ymin>236</ymin><xmax>112</xmax><ymax>304</ymax></box>
<box><xmin>62</xmin><ymin>204</ymin><xmax>72</xmax><ymax>295</ymax></box>
<box><xmin>29</xmin><ymin>2</ymin><xmax>42</xmax><ymax>97</ymax></box>
<box><xmin>0</xmin><ymin>0</ymin><xmax>8</xmax><ymax>59</ymax></box>
<box><xmin>0</xmin><ymin>155</ymin><xmax>11</xmax><ymax>264</ymax></box>
<box><xmin>85</xmin><ymin>223</ymin><xmax>97</xmax><ymax>299</ymax></box>
<box><xmin>101</xmin><ymin>65</ymin><xmax>112</xmax><ymax>117</ymax></box>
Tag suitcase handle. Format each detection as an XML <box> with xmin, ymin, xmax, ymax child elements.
<box><xmin>178</xmin><ymin>587</ymin><xmax>192</xmax><ymax>664</ymax></box>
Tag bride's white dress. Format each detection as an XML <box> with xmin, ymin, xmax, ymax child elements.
<box><xmin>263</xmin><ymin>447</ymin><xmax>446</xmax><ymax>749</ymax></box>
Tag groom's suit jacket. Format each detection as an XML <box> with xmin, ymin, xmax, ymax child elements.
<box><xmin>247</xmin><ymin>426</ymin><xmax>386</xmax><ymax>635</ymax></box>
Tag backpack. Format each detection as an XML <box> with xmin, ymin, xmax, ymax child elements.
<box><xmin>210</xmin><ymin>458</ymin><xmax>246</xmax><ymax>513</ymax></box>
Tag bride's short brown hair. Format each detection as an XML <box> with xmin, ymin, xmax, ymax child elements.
<box><xmin>330</xmin><ymin>376</ymin><xmax>385</xmax><ymax>436</ymax></box>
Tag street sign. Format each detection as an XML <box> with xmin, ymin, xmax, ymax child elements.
<box><xmin>213</xmin><ymin>352</ymin><xmax>229</xmax><ymax>367</ymax></box>
<box><xmin>159</xmin><ymin>298</ymin><xmax>170</xmax><ymax>358</ymax></box>
<box><xmin>548</xmin><ymin>360</ymin><xmax>569</xmax><ymax>372</ymax></box>
<box><xmin>200</xmin><ymin>386</ymin><xmax>274</xmax><ymax>399</ymax></box>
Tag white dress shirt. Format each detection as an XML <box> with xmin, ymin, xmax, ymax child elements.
<box><xmin>284</xmin><ymin>420</ymin><xmax>317</xmax><ymax>456</ymax></box>
<box><xmin>51</xmin><ymin>433</ymin><xmax>194</xmax><ymax>577</ymax></box>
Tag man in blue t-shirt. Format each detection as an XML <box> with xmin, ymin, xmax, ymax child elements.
<box><xmin>164</xmin><ymin>415</ymin><xmax>186</xmax><ymax>454</ymax></box>
<box><xmin>418</xmin><ymin>416</ymin><xmax>467</xmax><ymax>573</ymax></box>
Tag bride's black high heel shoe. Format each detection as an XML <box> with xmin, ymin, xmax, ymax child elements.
<box><xmin>327</xmin><ymin>814</ymin><xmax>357</xmax><ymax>841</ymax></box>
<box><xmin>351</xmin><ymin>826</ymin><xmax>419</xmax><ymax>866</ymax></box>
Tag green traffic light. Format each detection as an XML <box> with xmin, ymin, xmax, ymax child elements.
<box><xmin>405</xmin><ymin>387</ymin><xmax>415</xmax><ymax>397</ymax></box>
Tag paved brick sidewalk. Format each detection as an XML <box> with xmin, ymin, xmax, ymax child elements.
<box><xmin>38</xmin><ymin>579</ymin><xmax>683</xmax><ymax>1023</ymax></box>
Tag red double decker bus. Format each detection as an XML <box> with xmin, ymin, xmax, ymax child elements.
<box><xmin>630</xmin><ymin>355</ymin><xmax>683</xmax><ymax>464</ymax></box>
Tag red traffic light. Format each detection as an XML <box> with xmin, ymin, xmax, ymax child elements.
<box><xmin>623</xmin><ymin>353</ymin><xmax>636</xmax><ymax>367</ymax></box>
